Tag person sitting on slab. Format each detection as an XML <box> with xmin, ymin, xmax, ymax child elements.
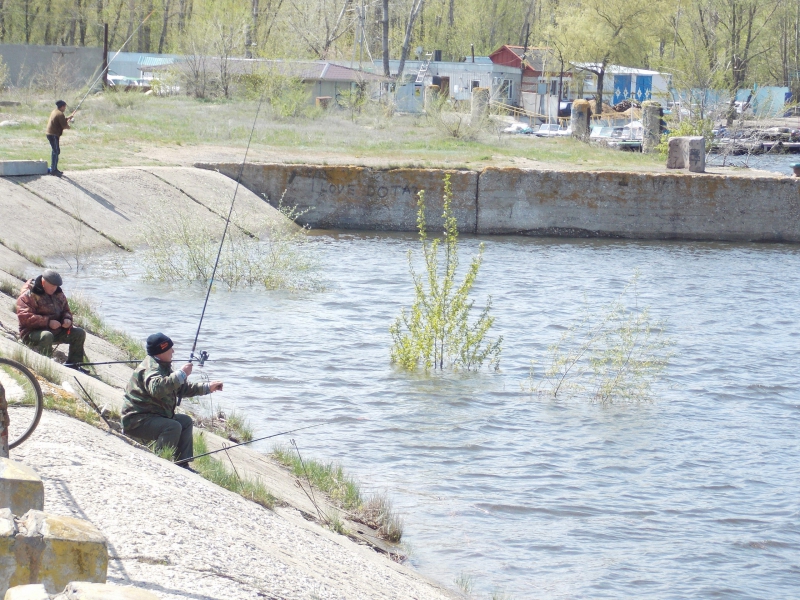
<box><xmin>16</xmin><ymin>269</ymin><xmax>87</xmax><ymax>370</ymax></box>
<box><xmin>46</xmin><ymin>99</ymin><xmax>73</xmax><ymax>177</ymax></box>
<box><xmin>122</xmin><ymin>333</ymin><xmax>223</xmax><ymax>467</ymax></box>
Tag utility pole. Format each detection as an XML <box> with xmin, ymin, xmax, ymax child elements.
<box><xmin>102</xmin><ymin>23</ymin><xmax>109</xmax><ymax>88</ymax></box>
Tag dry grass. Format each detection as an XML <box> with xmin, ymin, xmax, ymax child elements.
<box><xmin>0</xmin><ymin>89</ymin><xmax>664</xmax><ymax>172</ymax></box>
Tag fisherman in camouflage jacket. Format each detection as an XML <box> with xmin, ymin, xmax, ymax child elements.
<box><xmin>122</xmin><ymin>333</ymin><xmax>223</xmax><ymax>467</ymax></box>
<box><xmin>16</xmin><ymin>269</ymin><xmax>86</xmax><ymax>368</ymax></box>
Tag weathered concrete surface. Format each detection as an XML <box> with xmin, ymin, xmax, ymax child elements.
<box><xmin>0</xmin><ymin>163</ymin><xmax>48</xmax><ymax>177</ymax></box>
<box><xmin>667</xmin><ymin>136</ymin><xmax>705</xmax><ymax>172</ymax></box>
<box><xmin>197</xmin><ymin>163</ymin><xmax>478</xmax><ymax>232</ymax></box>
<box><xmin>7</xmin><ymin>511</ymin><xmax>108</xmax><ymax>595</ymax></box>
<box><xmin>11</xmin><ymin>413</ymin><xmax>458</xmax><ymax>600</ymax></box>
<box><xmin>476</xmin><ymin>168</ymin><xmax>800</xmax><ymax>241</ymax></box>
<box><xmin>571</xmin><ymin>99</ymin><xmax>591</xmax><ymax>142</ymax></box>
<box><xmin>4</xmin><ymin>583</ymin><xmax>49</xmax><ymax>600</ymax></box>
<box><xmin>53</xmin><ymin>581</ymin><xmax>159</xmax><ymax>599</ymax></box>
<box><xmin>642</xmin><ymin>101</ymin><xmax>663</xmax><ymax>154</ymax></box>
<box><xmin>202</xmin><ymin>162</ymin><xmax>800</xmax><ymax>242</ymax></box>
<box><xmin>0</xmin><ymin>460</ymin><xmax>44</xmax><ymax>516</ymax></box>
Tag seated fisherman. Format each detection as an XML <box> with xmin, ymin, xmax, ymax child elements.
<box><xmin>16</xmin><ymin>269</ymin><xmax>86</xmax><ymax>369</ymax></box>
<box><xmin>122</xmin><ymin>333</ymin><xmax>223</xmax><ymax>467</ymax></box>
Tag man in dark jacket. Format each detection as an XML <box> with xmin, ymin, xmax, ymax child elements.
<box><xmin>46</xmin><ymin>100</ymin><xmax>73</xmax><ymax>176</ymax></box>
<box><xmin>122</xmin><ymin>333</ymin><xmax>223</xmax><ymax>466</ymax></box>
<box><xmin>16</xmin><ymin>269</ymin><xmax>86</xmax><ymax>368</ymax></box>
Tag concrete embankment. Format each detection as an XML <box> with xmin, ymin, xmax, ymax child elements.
<box><xmin>199</xmin><ymin>162</ymin><xmax>800</xmax><ymax>243</ymax></box>
<box><xmin>0</xmin><ymin>167</ymin><xmax>457</xmax><ymax>599</ymax></box>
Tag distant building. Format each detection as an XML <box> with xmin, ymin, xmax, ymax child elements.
<box><xmin>572</xmin><ymin>64</ymin><xmax>672</xmax><ymax>104</ymax></box>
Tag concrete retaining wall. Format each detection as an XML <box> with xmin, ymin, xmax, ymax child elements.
<box><xmin>198</xmin><ymin>163</ymin><xmax>478</xmax><ymax>233</ymax></box>
<box><xmin>196</xmin><ymin>163</ymin><xmax>800</xmax><ymax>242</ymax></box>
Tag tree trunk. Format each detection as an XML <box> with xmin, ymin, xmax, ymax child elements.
<box><xmin>596</xmin><ymin>67</ymin><xmax>605</xmax><ymax>114</ymax></box>
<box><xmin>78</xmin><ymin>0</ymin><xmax>87</xmax><ymax>45</ymax></box>
<box><xmin>158</xmin><ymin>0</ymin><xmax>171</xmax><ymax>53</ymax></box>
<box><xmin>397</xmin><ymin>0</ymin><xmax>424</xmax><ymax>80</ymax></box>
<box><xmin>382</xmin><ymin>0</ymin><xmax>390</xmax><ymax>76</ymax></box>
<box><xmin>0</xmin><ymin>0</ymin><xmax>4</xmax><ymax>42</ymax></box>
<box><xmin>448</xmin><ymin>0</ymin><xmax>454</xmax><ymax>26</ymax></box>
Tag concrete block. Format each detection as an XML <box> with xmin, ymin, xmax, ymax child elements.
<box><xmin>0</xmin><ymin>460</ymin><xmax>44</xmax><ymax>517</ymax></box>
<box><xmin>570</xmin><ymin>99</ymin><xmax>591</xmax><ymax>142</ymax></box>
<box><xmin>0</xmin><ymin>162</ymin><xmax>48</xmax><ymax>177</ymax></box>
<box><xmin>53</xmin><ymin>582</ymin><xmax>160</xmax><ymax>599</ymax></box>
<box><xmin>641</xmin><ymin>101</ymin><xmax>663</xmax><ymax>154</ymax></box>
<box><xmin>4</xmin><ymin>584</ymin><xmax>48</xmax><ymax>600</ymax></box>
<box><xmin>0</xmin><ymin>510</ymin><xmax>17</xmax><ymax>591</ymax></box>
<box><xmin>8</xmin><ymin>511</ymin><xmax>107</xmax><ymax>594</ymax></box>
<box><xmin>667</xmin><ymin>136</ymin><xmax>705</xmax><ymax>172</ymax></box>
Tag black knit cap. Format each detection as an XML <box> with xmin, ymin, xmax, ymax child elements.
<box><xmin>55</xmin><ymin>100</ymin><xmax>66</xmax><ymax>108</ymax></box>
<box><xmin>146</xmin><ymin>333</ymin><xmax>174</xmax><ymax>356</ymax></box>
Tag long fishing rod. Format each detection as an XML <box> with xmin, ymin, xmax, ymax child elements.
<box><xmin>71</xmin><ymin>9</ymin><xmax>156</xmax><ymax>116</ymax></box>
<box><xmin>189</xmin><ymin>94</ymin><xmax>266</xmax><ymax>365</ymax></box>
<box><xmin>65</xmin><ymin>356</ymin><xmax>216</xmax><ymax>367</ymax></box>
<box><xmin>174</xmin><ymin>422</ymin><xmax>328</xmax><ymax>465</ymax></box>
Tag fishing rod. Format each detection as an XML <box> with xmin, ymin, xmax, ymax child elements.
<box><xmin>188</xmin><ymin>92</ymin><xmax>267</xmax><ymax>366</ymax></box>
<box><xmin>174</xmin><ymin>421</ymin><xmax>328</xmax><ymax>465</ymax></box>
<box><xmin>64</xmin><ymin>356</ymin><xmax>216</xmax><ymax>368</ymax></box>
<box><xmin>70</xmin><ymin>9</ymin><xmax>156</xmax><ymax>117</ymax></box>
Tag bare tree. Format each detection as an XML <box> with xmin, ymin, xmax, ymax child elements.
<box><xmin>396</xmin><ymin>0</ymin><xmax>425</xmax><ymax>80</ymax></box>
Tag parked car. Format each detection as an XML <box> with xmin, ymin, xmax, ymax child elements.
<box><xmin>503</xmin><ymin>122</ymin><xmax>535</xmax><ymax>134</ymax></box>
<box><xmin>535</xmin><ymin>123</ymin><xmax>569</xmax><ymax>137</ymax></box>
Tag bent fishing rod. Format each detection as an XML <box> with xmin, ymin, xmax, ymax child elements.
<box><xmin>70</xmin><ymin>9</ymin><xmax>156</xmax><ymax>117</ymax></box>
<box><xmin>174</xmin><ymin>422</ymin><xmax>328</xmax><ymax>465</ymax></box>
<box><xmin>188</xmin><ymin>92</ymin><xmax>267</xmax><ymax>367</ymax></box>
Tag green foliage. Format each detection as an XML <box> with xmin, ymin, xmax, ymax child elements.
<box><xmin>263</xmin><ymin>73</ymin><xmax>315</xmax><ymax>118</ymax></box>
<box><xmin>272</xmin><ymin>445</ymin><xmax>361</xmax><ymax>510</ymax></box>
<box><xmin>390</xmin><ymin>175</ymin><xmax>501</xmax><ymax>371</ymax></box>
<box><xmin>184</xmin><ymin>393</ymin><xmax>254</xmax><ymax>443</ymax></box>
<box><xmin>150</xmin><ymin>442</ymin><xmax>179</xmax><ymax>461</ymax></box>
<box><xmin>193</xmin><ymin>433</ymin><xmax>277</xmax><ymax>509</ymax></box>
<box><xmin>271</xmin><ymin>444</ymin><xmax>405</xmax><ymax>541</ymax></box>
<box><xmin>68</xmin><ymin>293</ymin><xmax>146</xmax><ymax>361</ymax></box>
<box><xmin>141</xmin><ymin>199</ymin><xmax>322</xmax><ymax>292</ymax></box>
<box><xmin>530</xmin><ymin>274</ymin><xmax>674</xmax><ymax>404</ymax></box>
<box><xmin>10</xmin><ymin>346</ymin><xmax>62</xmax><ymax>385</ymax></box>
<box><xmin>657</xmin><ymin>118</ymin><xmax>713</xmax><ymax>159</ymax></box>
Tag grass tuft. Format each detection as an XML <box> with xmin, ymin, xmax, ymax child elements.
<box><xmin>0</xmin><ymin>240</ymin><xmax>45</xmax><ymax>267</ymax></box>
<box><xmin>0</xmin><ymin>279</ymin><xmax>18</xmax><ymax>298</ymax></box>
<box><xmin>192</xmin><ymin>432</ymin><xmax>276</xmax><ymax>509</ymax></box>
<box><xmin>455</xmin><ymin>572</ymin><xmax>475</xmax><ymax>595</ymax></box>
<box><xmin>272</xmin><ymin>444</ymin><xmax>404</xmax><ymax>541</ymax></box>
<box><xmin>9</xmin><ymin>345</ymin><xmax>62</xmax><ymax>384</ymax></box>
<box><xmin>68</xmin><ymin>292</ymin><xmax>145</xmax><ymax>360</ymax></box>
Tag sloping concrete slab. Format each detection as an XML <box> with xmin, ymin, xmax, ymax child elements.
<box><xmin>0</xmin><ymin>179</ymin><xmax>109</xmax><ymax>260</ymax></box>
<box><xmin>142</xmin><ymin>167</ymin><xmax>286</xmax><ymax>235</ymax></box>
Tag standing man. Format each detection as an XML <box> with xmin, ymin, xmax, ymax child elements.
<box><xmin>46</xmin><ymin>100</ymin><xmax>73</xmax><ymax>177</ymax></box>
<box><xmin>16</xmin><ymin>269</ymin><xmax>86</xmax><ymax>370</ymax></box>
<box><xmin>122</xmin><ymin>333</ymin><xmax>223</xmax><ymax>467</ymax></box>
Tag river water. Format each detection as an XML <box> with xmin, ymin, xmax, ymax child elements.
<box><xmin>70</xmin><ymin>232</ymin><xmax>800</xmax><ymax>599</ymax></box>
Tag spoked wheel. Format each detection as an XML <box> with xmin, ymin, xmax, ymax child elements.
<box><xmin>0</xmin><ymin>357</ymin><xmax>44</xmax><ymax>449</ymax></box>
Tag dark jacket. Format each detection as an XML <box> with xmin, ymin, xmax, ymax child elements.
<box><xmin>16</xmin><ymin>277</ymin><xmax>73</xmax><ymax>339</ymax></box>
<box><xmin>122</xmin><ymin>356</ymin><xmax>209</xmax><ymax>430</ymax></box>
<box><xmin>46</xmin><ymin>109</ymin><xmax>69</xmax><ymax>136</ymax></box>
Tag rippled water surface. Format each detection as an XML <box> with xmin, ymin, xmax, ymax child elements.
<box><xmin>71</xmin><ymin>234</ymin><xmax>800</xmax><ymax>598</ymax></box>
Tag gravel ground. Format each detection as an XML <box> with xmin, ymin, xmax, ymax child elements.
<box><xmin>13</xmin><ymin>411</ymin><xmax>457</xmax><ymax>600</ymax></box>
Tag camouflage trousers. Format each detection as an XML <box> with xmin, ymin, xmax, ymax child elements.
<box><xmin>0</xmin><ymin>383</ymin><xmax>8</xmax><ymax>458</ymax></box>
<box><xmin>24</xmin><ymin>326</ymin><xmax>86</xmax><ymax>366</ymax></box>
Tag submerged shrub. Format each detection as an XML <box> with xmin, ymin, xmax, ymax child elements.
<box><xmin>529</xmin><ymin>273</ymin><xmax>674</xmax><ymax>404</ymax></box>
<box><xmin>390</xmin><ymin>174</ymin><xmax>501</xmax><ymax>371</ymax></box>
<box><xmin>141</xmin><ymin>198</ymin><xmax>322</xmax><ymax>291</ymax></box>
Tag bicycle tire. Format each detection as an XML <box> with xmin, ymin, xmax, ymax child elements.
<box><xmin>0</xmin><ymin>357</ymin><xmax>44</xmax><ymax>449</ymax></box>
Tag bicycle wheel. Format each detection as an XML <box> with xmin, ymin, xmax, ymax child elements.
<box><xmin>0</xmin><ymin>357</ymin><xmax>44</xmax><ymax>449</ymax></box>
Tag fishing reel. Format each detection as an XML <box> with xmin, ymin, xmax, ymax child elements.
<box><xmin>191</xmin><ymin>350</ymin><xmax>209</xmax><ymax>367</ymax></box>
